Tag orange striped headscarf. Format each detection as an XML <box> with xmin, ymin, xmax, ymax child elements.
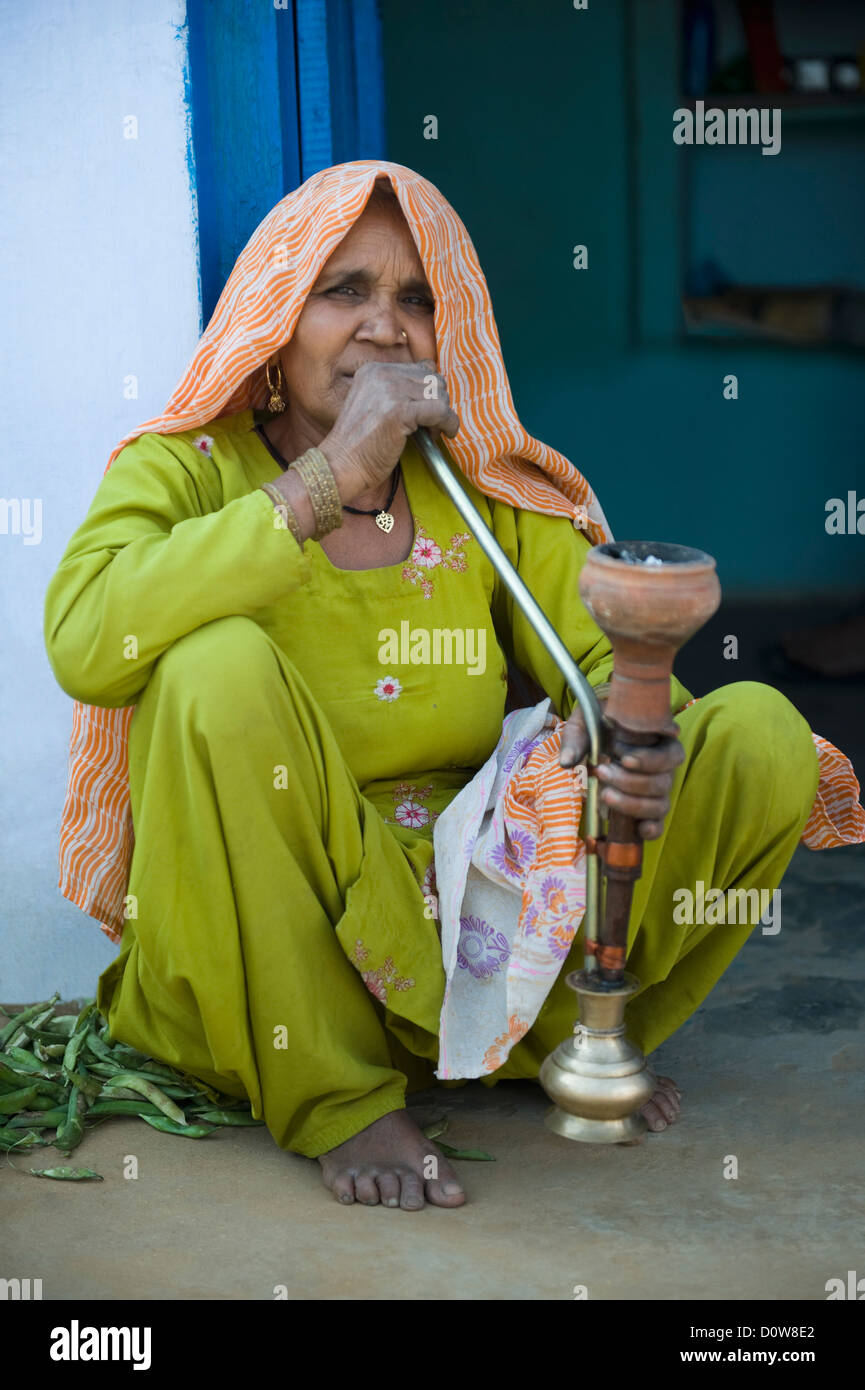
<box><xmin>57</xmin><ymin>159</ymin><xmax>863</xmax><ymax>943</ymax></box>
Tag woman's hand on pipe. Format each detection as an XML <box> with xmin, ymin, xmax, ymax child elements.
<box><xmin>559</xmin><ymin>704</ymin><xmax>685</xmax><ymax>840</ymax></box>
<box><xmin>319</xmin><ymin>360</ymin><xmax>460</xmax><ymax>505</ymax></box>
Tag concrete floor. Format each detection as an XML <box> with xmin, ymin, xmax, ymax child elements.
<box><xmin>3</xmin><ymin>838</ymin><xmax>863</xmax><ymax>1302</ymax></box>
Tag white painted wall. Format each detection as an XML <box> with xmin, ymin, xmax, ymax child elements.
<box><xmin>0</xmin><ymin>0</ymin><xmax>201</xmax><ymax>1001</ymax></box>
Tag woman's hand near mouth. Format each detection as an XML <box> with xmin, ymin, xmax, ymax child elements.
<box><xmin>319</xmin><ymin>359</ymin><xmax>460</xmax><ymax>506</ymax></box>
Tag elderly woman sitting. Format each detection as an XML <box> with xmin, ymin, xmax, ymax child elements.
<box><xmin>43</xmin><ymin>162</ymin><xmax>860</xmax><ymax>1212</ymax></box>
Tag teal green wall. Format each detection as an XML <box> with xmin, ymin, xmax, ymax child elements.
<box><xmin>379</xmin><ymin>0</ymin><xmax>865</xmax><ymax>597</ymax></box>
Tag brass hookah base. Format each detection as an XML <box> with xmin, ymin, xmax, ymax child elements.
<box><xmin>539</xmin><ymin>539</ymin><xmax>721</xmax><ymax>1144</ymax></box>
<box><xmin>539</xmin><ymin>969</ymin><xmax>656</xmax><ymax>1144</ymax></box>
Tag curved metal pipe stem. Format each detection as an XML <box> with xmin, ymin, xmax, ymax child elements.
<box><xmin>412</xmin><ymin>428</ymin><xmax>603</xmax><ymax>955</ymax></box>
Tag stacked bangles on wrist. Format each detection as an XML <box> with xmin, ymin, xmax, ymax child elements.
<box><xmin>260</xmin><ymin>446</ymin><xmax>342</xmax><ymax>548</ymax></box>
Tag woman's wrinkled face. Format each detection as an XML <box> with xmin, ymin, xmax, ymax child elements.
<box><xmin>273</xmin><ymin>196</ymin><xmax>438</xmax><ymax>432</ymax></box>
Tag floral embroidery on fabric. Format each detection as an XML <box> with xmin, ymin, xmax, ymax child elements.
<box><xmin>349</xmin><ymin>939</ymin><xmax>415</xmax><ymax>1002</ymax></box>
<box><xmin>375</xmin><ymin>675</ymin><xmax>402</xmax><ymax>702</ymax></box>
<box><xmin>456</xmin><ymin>916</ymin><xmax>511</xmax><ymax>979</ymax></box>
<box><xmin>191</xmin><ymin>433</ymin><xmax>214</xmax><ymax>457</ymax></box>
<box><xmin>490</xmin><ymin>826</ymin><xmax>537</xmax><ymax>881</ymax></box>
<box><xmin>482</xmin><ymin>1014</ymin><xmax>530</xmax><ymax>1073</ymax></box>
<box><xmin>401</xmin><ymin>523</ymin><xmax>471</xmax><ymax>598</ymax></box>
<box><xmin>521</xmin><ymin>874</ymin><xmax>577</xmax><ymax>961</ymax></box>
<box><xmin>413</xmin><ymin>535</ymin><xmax>442</xmax><ymax>568</ymax></box>
<box><xmin>387</xmin><ymin>781</ymin><xmax>440</xmax><ymax>830</ymax></box>
<box><xmin>433</xmin><ymin>702</ymin><xmax>589</xmax><ymax>1079</ymax></box>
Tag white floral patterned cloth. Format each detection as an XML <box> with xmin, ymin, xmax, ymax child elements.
<box><xmin>433</xmin><ymin>699</ymin><xmax>586</xmax><ymax>1078</ymax></box>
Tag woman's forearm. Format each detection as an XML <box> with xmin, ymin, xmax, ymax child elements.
<box><xmin>44</xmin><ymin>442</ymin><xmax>311</xmax><ymax>707</ymax></box>
<box><xmin>262</xmin><ymin>466</ymin><xmax>319</xmax><ymax>543</ymax></box>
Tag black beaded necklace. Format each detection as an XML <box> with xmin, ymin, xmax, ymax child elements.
<box><xmin>342</xmin><ymin>463</ymin><xmax>401</xmax><ymax>534</ymax></box>
<box><xmin>253</xmin><ymin>419</ymin><xmax>401</xmax><ymax>534</ymax></box>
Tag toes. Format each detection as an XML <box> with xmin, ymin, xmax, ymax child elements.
<box><xmin>652</xmin><ymin>1090</ymin><xmax>679</xmax><ymax>1124</ymax></box>
<box><xmin>376</xmin><ymin>1171</ymin><xmax>401</xmax><ymax>1208</ymax></box>
<box><xmin>640</xmin><ymin>1100</ymin><xmax>667</xmax><ymax>1132</ymax></box>
<box><xmin>331</xmin><ymin>1172</ymin><xmax>356</xmax><ymax>1206</ymax></box>
<box><xmin>425</xmin><ymin>1159</ymin><xmax>466</xmax><ymax>1208</ymax></box>
<box><xmin>656</xmin><ymin>1075</ymin><xmax>682</xmax><ymax>1100</ymax></box>
<box><xmin>354</xmin><ymin>1172</ymin><xmax>380</xmax><ymax>1206</ymax></box>
<box><xmin>399</xmin><ymin>1171</ymin><xmax>425</xmax><ymax>1211</ymax></box>
<box><xmin>426</xmin><ymin>1183</ymin><xmax>466</xmax><ymax>1207</ymax></box>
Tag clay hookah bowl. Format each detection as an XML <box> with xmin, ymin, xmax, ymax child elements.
<box><xmin>540</xmin><ymin>541</ymin><xmax>721</xmax><ymax>1143</ymax></box>
<box><xmin>581</xmin><ymin>542</ymin><xmax>722</xmax><ymax>739</ymax></box>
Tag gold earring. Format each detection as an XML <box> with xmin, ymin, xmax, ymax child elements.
<box><xmin>266</xmin><ymin>359</ymin><xmax>286</xmax><ymax>412</ymax></box>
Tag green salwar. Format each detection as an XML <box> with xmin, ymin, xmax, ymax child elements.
<box><xmin>43</xmin><ymin>408</ymin><xmax>820</xmax><ymax>1157</ymax></box>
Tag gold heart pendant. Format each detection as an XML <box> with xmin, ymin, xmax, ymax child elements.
<box><xmin>376</xmin><ymin>511</ymin><xmax>395</xmax><ymax>533</ymax></box>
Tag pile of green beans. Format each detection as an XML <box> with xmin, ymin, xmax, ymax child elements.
<box><xmin>0</xmin><ymin>993</ymin><xmax>264</xmax><ymax>1179</ymax></box>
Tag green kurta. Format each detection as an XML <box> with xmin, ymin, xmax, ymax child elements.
<box><xmin>43</xmin><ymin>408</ymin><xmax>820</xmax><ymax>1156</ymax></box>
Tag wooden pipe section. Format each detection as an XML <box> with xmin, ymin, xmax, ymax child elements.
<box><xmin>580</xmin><ymin>543</ymin><xmax>721</xmax><ymax>986</ymax></box>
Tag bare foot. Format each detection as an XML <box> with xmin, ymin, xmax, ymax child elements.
<box><xmin>642</xmin><ymin>1074</ymin><xmax>682</xmax><ymax>1131</ymax></box>
<box><xmin>317</xmin><ymin>1109</ymin><xmax>467</xmax><ymax>1211</ymax></box>
<box><xmin>619</xmin><ymin>1075</ymin><xmax>682</xmax><ymax>1145</ymax></box>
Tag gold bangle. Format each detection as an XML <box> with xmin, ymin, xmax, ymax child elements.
<box><xmin>291</xmin><ymin>447</ymin><xmax>342</xmax><ymax>539</ymax></box>
<box><xmin>261</xmin><ymin>481</ymin><xmax>303</xmax><ymax>548</ymax></box>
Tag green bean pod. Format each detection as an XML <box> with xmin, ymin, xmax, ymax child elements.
<box><xmin>101</xmin><ymin>1073</ymin><xmax>187</xmax><ymax>1124</ymax></box>
<box><xmin>23</xmin><ymin>1023</ymin><xmax>74</xmax><ymax>1044</ymax></box>
<box><xmin>0</xmin><ymin>993</ymin><xmax>60</xmax><ymax>1049</ymax></box>
<box><xmin>66</xmin><ymin>1069</ymin><xmax>103</xmax><ymax>1104</ymax></box>
<box><xmin>6</xmin><ymin>1007</ymin><xmax>57</xmax><ymax>1052</ymax></box>
<box><xmin>25</xmin><ymin>1092</ymin><xmax>66</xmax><ymax>1111</ymax></box>
<box><xmin>96</xmin><ymin>1067</ymin><xmax>192</xmax><ymax>1099</ymax></box>
<box><xmin>30</xmin><ymin>1167</ymin><xmax>104</xmax><ymax>1180</ymax></box>
<box><xmin>86</xmin><ymin>1060</ymin><xmax>126</xmax><ymax>1077</ymax></box>
<box><xmin>86</xmin><ymin>1099</ymin><xmax>164</xmax><ymax>1117</ymax></box>
<box><xmin>136</xmin><ymin>1059</ymin><xmax>196</xmax><ymax>1086</ymax></box>
<box><xmin>434</xmin><ymin>1141</ymin><xmax>496</xmax><ymax>1161</ymax></box>
<box><xmin>83</xmin><ymin>1029</ymin><xmax>124</xmax><ymax>1067</ymax></box>
<box><xmin>0</xmin><ymin>1128</ymin><xmax>47</xmax><ymax>1149</ymax></box>
<box><xmin>34</xmin><ymin>1040</ymin><xmax>67</xmax><ymax>1061</ymax></box>
<box><xmin>421</xmin><ymin>1118</ymin><xmax>449</xmax><ymax>1141</ymax></box>
<box><xmin>103</xmin><ymin>1080</ymin><xmax>192</xmax><ymax>1101</ymax></box>
<box><xmin>0</xmin><ymin>1058</ymin><xmax>36</xmax><ymax>1088</ymax></box>
<box><xmin>108</xmin><ymin>1042</ymin><xmax>153</xmax><ymax>1066</ymax></box>
<box><xmin>170</xmin><ymin>1073</ymin><xmax>225</xmax><ymax>1104</ymax></box>
<box><xmin>43</xmin><ymin>1015</ymin><xmax>77</xmax><ymax>1037</ymax></box>
<box><xmin>6</xmin><ymin>1106</ymin><xmax>68</xmax><ymax>1128</ymax></box>
<box><xmin>4</xmin><ymin>1047</ymin><xmax>63</xmax><ymax>1079</ymax></box>
<box><xmin>140</xmin><ymin>1115</ymin><xmax>215</xmax><ymax>1139</ymax></box>
<box><xmin>0</xmin><ymin>1060</ymin><xmax>65</xmax><ymax>1102</ymax></box>
<box><xmin>96</xmin><ymin>1085</ymin><xmax>145</xmax><ymax>1101</ymax></box>
<box><xmin>33</xmin><ymin>1079</ymin><xmax>67</xmax><ymax>1103</ymax></box>
<box><xmin>117</xmin><ymin>1050</ymin><xmax>220</xmax><ymax>1104</ymax></box>
<box><xmin>194</xmin><ymin>1109</ymin><xmax>265</xmax><ymax>1126</ymax></box>
<box><xmin>0</xmin><ymin>1069</ymin><xmax>64</xmax><ymax>1105</ymax></box>
<box><xmin>55</xmin><ymin>1087</ymin><xmax>88</xmax><ymax>1154</ymax></box>
<box><xmin>0</xmin><ymin>1085</ymin><xmax>39</xmax><ymax>1113</ymax></box>
<box><xmin>61</xmin><ymin>1002</ymin><xmax>98</xmax><ymax>1080</ymax></box>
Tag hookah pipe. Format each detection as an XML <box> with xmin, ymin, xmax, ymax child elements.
<box><xmin>411</xmin><ymin>428</ymin><xmax>605</xmax><ymax>955</ymax></box>
<box><xmin>413</xmin><ymin>428</ymin><xmax>721</xmax><ymax>1143</ymax></box>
